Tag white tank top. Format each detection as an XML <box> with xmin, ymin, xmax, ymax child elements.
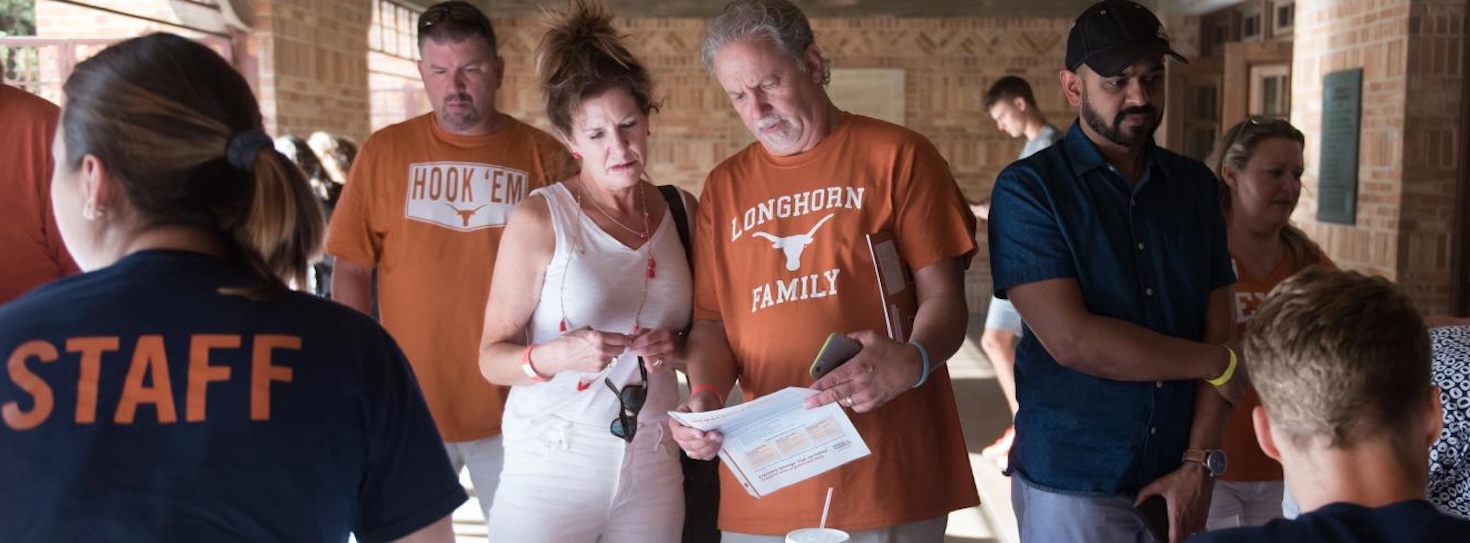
<box><xmin>502</xmin><ymin>182</ymin><xmax>693</xmax><ymax>440</ymax></box>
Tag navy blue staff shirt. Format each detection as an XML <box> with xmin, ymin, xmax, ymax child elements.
<box><xmin>988</xmin><ymin>122</ymin><xmax>1235</xmax><ymax>495</ymax></box>
<box><xmin>0</xmin><ymin>250</ymin><xmax>466</xmax><ymax>542</ymax></box>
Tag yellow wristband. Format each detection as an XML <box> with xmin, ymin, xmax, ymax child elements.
<box><xmin>1206</xmin><ymin>345</ymin><xmax>1238</xmax><ymax>387</ymax></box>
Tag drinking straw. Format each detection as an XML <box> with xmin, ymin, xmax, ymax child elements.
<box><xmin>819</xmin><ymin>487</ymin><xmax>834</xmax><ymax>529</ymax></box>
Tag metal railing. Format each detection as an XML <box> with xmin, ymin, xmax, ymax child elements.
<box><xmin>0</xmin><ymin>35</ymin><xmax>232</xmax><ymax>103</ymax></box>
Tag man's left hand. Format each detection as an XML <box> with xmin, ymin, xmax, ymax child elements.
<box><xmin>804</xmin><ymin>330</ymin><xmax>922</xmax><ymax>413</ymax></box>
<box><xmin>1135</xmin><ymin>463</ymin><xmax>1213</xmax><ymax>543</ymax></box>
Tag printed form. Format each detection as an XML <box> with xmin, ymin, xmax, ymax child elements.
<box><xmin>669</xmin><ymin>387</ymin><xmax>871</xmax><ymax>498</ymax></box>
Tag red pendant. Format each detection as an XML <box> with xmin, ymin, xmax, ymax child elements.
<box><xmin>559</xmin><ymin>319</ymin><xmax>568</xmax><ymax>333</ymax></box>
<box><xmin>647</xmin><ymin>255</ymin><xmax>656</xmax><ymax>279</ymax></box>
<box><xmin>576</xmin><ymin>379</ymin><xmax>592</xmax><ymax>391</ymax></box>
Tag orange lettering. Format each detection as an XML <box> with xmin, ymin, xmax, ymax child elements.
<box><xmin>115</xmin><ymin>335</ymin><xmax>178</xmax><ymax>424</ymax></box>
<box><xmin>506</xmin><ymin>171</ymin><xmax>526</xmax><ymax>205</ymax></box>
<box><xmin>445</xmin><ymin>167</ymin><xmax>460</xmax><ymax>202</ymax></box>
<box><xmin>489</xmin><ymin>169</ymin><xmax>503</xmax><ymax>203</ymax></box>
<box><xmin>3</xmin><ymin>340</ymin><xmax>59</xmax><ymax>430</ymax></box>
<box><xmin>67</xmin><ymin>337</ymin><xmax>120</xmax><ymax>424</ymax></box>
<box><xmin>187</xmin><ymin>334</ymin><xmax>239</xmax><ymax>422</ymax></box>
<box><xmin>251</xmin><ymin>335</ymin><xmax>298</xmax><ymax>421</ymax></box>
<box><xmin>428</xmin><ymin>167</ymin><xmax>443</xmax><ymax>200</ymax></box>
<box><xmin>460</xmin><ymin>168</ymin><xmax>474</xmax><ymax>202</ymax></box>
<box><xmin>411</xmin><ymin>167</ymin><xmax>428</xmax><ymax>200</ymax></box>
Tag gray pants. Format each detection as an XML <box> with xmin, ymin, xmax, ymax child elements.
<box><xmin>1012</xmin><ymin>476</ymin><xmax>1157</xmax><ymax>542</ymax></box>
<box><xmin>721</xmin><ymin>515</ymin><xmax>948</xmax><ymax>543</ymax></box>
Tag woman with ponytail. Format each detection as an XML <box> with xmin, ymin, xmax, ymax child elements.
<box><xmin>476</xmin><ymin>1</ymin><xmax>693</xmax><ymax>540</ymax></box>
<box><xmin>0</xmin><ymin>33</ymin><xmax>463</xmax><ymax>542</ymax></box>
<box><xmin>1205</xmin><ymin>116</ymin><xmax>1335</xmax><ymax>531</ymax></box>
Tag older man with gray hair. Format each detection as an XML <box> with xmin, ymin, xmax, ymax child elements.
<box><xmin>668</xmin><ymin>0</ymin><xmax>979</xmax><ymax>540</ymax></box>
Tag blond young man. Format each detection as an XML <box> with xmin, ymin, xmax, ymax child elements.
<box><xmin>1195</xmin><ymin>269</ymin><xmax>1470</xmax><ymax>541</ymax></box>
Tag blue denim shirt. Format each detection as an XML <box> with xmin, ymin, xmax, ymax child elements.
<box><xmin>988</xmin><ymin>122</ymin><xmax>1235</xmax><ymax>496</ymax></box>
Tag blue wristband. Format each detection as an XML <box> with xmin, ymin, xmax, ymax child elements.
<box><xmin>909</xmin><ymin>340</ymin><xmax>931</xmax><ymax>388</ymax></box>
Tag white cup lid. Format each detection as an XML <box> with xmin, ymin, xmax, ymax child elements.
<box><xmin>785</xmin><ymin>527</ymin><xmax>851</xmax><ymax>543</ymax></box>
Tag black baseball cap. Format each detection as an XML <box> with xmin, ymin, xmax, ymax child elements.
<box><xmin>1066</xmin><ymin>0</ymin><xmax>1187</xmax><ymax>77</ymax></box>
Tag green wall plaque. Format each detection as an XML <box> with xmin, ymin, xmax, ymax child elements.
<box><xmin>1317</xmin><ymin>68</ymin><xmax>1363</xmax><ymax>225</ymax></box>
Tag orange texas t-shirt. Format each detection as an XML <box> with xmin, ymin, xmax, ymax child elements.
<box><xmin>694</xmin><ymin>114</ymin><xmax>980</xmax><ymax>534</ymax></box>
<box><xmin>0</xmin><ymin>85</ymin><xmax>79</xmax><ymax>304</ymax></box>
<box><xmin>1221</xmin><ymin>249</ymin><xmax>1335</xmax><ymax>482</ymax></box>
<box><xmin>326</xmin><ymin>114</ymin><xmax>569</xmax><ymax>442</ymax></box>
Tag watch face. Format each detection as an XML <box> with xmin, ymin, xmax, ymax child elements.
<box><xmin>1206</xmin><ymin>450</ymin><xmax>1228</xmax><ymax>476</ymax></box>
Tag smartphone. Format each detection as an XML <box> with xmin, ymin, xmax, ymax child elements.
<box><xmin>809</xmin><ymin>333</ymin><xmax>863</xmax><ymax>380</ymax></box>
<box><xmin>1134</xmin><ymin>494</ymin><xmax>1169</xmax><ymax>542</ymax></box>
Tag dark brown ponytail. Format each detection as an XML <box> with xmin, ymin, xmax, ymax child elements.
<box><xmin>60</xmin><ymin>33</ymin><xmax>323</xmax><ymax>297</ymax></box>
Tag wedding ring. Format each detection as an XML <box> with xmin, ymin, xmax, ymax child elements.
<box><xmin>844</xmin><ymin>395</ymin><xmax>855</xmax><ymax>407</ymax></box>
<box><xmin>654</xmin><ymin>357</ymin><xmax>666</xmax><ymax>367</ymax></box>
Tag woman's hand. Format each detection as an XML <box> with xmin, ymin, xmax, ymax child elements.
<box><xmin>629</xmin><ymin>327</ymin><xmax>684</xmax><ymax>372</ymax></box>
<box><xmin>668</xmin><ymin>386</ymin><xmax>724</xmax><ymax>460</ymax></box>
<box><xmin>539</xmin><ymin>327</ymin><xmax>631</xmax><ymax>374</ymax></box>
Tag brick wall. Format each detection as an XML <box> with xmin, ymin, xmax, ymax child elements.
<box><xmin>252</xmin><ymin>0</ymin><xmax>372</xmax><ymax>142</ymax></box>
<box><xmin>37</xmin><ymin>0</ymin><xmax>372</xmax><ymax>144</ymax></box>
<box><xmin>1291</xmin><ymin>0</ymin><xmax>1465</xmax><ymax>314</ymax></box>
<box><xmin>1400</xmin><ymin>0</ymin><xmax>1465</xmax><ymax>312</ymax></box>
<box><xmin>486</xmin><ymin>15</ymin><xmax>1076</xmax><ymax>311</ymax></box>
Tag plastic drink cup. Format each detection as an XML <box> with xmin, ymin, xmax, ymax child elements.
<box><xmin>785</xmin><ymin>527</ymin><xmax>851</xmax><ymax>543</ymax></box>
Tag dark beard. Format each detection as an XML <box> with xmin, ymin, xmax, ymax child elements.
<box><xmin>1081</xmin><ymin>99</ymin><xmax>1158</xmax><ymax>148</ymax></box>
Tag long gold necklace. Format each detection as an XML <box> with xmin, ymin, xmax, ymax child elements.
<box><xmin>560</xmin><ymin>179</ymin><xmax>657</xmax><ymax>391</ymax></box>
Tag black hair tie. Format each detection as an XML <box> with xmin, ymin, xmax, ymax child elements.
<box><xmin>226</xmin><ymin>130</ymin><xmax>273</xmax><ymax>171</ymax></box>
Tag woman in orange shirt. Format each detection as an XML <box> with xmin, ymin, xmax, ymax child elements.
<box><xmin>1207</xmin><ymin>116</ymin><xmax>1333</xmax><ymax>530</ymax></box>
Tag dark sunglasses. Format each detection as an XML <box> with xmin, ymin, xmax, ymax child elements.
<box><xmin>418</xmin><ymin>3</ymin><xmax>490</xmax><ymax>34</ymax></box>
<box><xmin>604</xmin><ymin>356</ymin><xmax>649</xmax><ymax>443</ymax></box>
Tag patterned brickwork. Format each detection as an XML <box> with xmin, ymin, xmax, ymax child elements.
<box><xmin>487</xmin><ymin>15</ymin><xmax>1075</xmax><ymax>311</ymax></box>
<box><xmin>253</xmin><ymin>0</ymin><xmax>372</xmax><ymax>142</ymax></box>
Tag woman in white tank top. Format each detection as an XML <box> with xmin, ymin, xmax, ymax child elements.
<box><xmin>475</xmin><ymin>2</ymin><xmax>694</xmax><ymax>541</ymax></box>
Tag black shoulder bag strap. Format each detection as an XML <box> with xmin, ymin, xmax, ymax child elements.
<box><xmin>657</xmin><ymin>185</ymin><xmax>693</xmax><ymax>271</ymax></box>
<box><xmin>657</xmin><ymin>184</ymin><xmax>720</xmax><ymax>543</ymax></box>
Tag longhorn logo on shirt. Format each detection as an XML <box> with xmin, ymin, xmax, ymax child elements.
<box><xmin>404</xmin><ymin>161</ymin><xmax>528</xmax><ymax>232</ymax></box>
<box><xmin>749</xmin><ymin>213</ymin><xmax>835</xmax><ymax>271</ymax></box>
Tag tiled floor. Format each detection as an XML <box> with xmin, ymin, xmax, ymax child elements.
<box><xmin>451</xmin><ymin>316</ymin><xmax>1019</xmax><ymax>543</ymax></box>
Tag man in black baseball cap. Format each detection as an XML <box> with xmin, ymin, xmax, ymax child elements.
<box><xmin>988</xmin><ymin>0</ymin><xmax>1241</xmax><ymax>541</ymax></box>
<box><xmin>1066</xmin><ymin>0</ymin><xmax>1187</xmax><ymax>78</ymax></box>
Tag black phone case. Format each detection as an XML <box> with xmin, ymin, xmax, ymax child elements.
<box><xmin>1135</xmin><ymin>495</ymin><xmax>1169</xmax><ymax>542</ymax></box>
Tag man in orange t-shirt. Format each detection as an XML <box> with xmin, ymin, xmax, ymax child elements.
<box><xmin>670</xmin><ymin>1</ymin><xmax>979</xmax><ymax>539</ymax></box>
<box><xmin>325</xmin><ymin>1</ymin><xmax>567</xmax><ymax>520</ymax></box>
<box><xmin>0</xmin><ymin>84</ymin><xmax>79</xmax><ymax>305</ymax></box>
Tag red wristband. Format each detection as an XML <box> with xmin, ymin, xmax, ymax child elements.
<box><xmin>521</xmin><ymin>345</ymin><xmax>547</xmax><ymax>382</ymax></box>
<box><xmin>691</xmin><ymin>383</ymin><xmax>724</xmax><ymax>408</ymax></box>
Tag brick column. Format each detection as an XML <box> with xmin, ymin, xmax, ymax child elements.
<box><xmin>251</xmin><ymin>0</ymin><xmax>372</xmax><ymax>143</ymax></box>
<box><xmin>1291</xmin><ymin>0</ymin><xmax>1466</xmax><ymax>314</ymax></box>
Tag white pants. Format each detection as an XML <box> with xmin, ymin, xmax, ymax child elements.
<box><xmin>1206</xmin><ymin>480</ymin><xmax>1285</xmax><ymax>530</ymax></box>
<box><xmin>486</xmin><ymin>419</ymin><xmax>684</xmax><ymax>542</ymax></box>
<box><xmin>444</xmin><ymin>435</ymin><xmax>505</xmax><ymax>521</ymax></box>
<box><xmin>721</xmin><ymin>515</ymin><xmax>948</xmax><ymax>543</ymax></box>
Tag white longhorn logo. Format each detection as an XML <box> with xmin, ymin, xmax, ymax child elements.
<box><xmin>750</xmin><ymin>213</ymin><xmax>836</xmax><ymax>271</ymax></box>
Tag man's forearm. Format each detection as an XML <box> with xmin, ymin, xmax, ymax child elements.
<box><xmin>1189</xmin><ymin>285</ymin><xmax>1236</xmax><ymax>449</ymax></box>
<box><xmin>1012</xmin><ymin>281</ymin><xmax>1236</xmax><ymax>382</ymax></box>
<box><xmin>1188</xmin><ymin>382</ymin><xmax>1230</xmax><ymax>449</ymax></box>
<box><xmin>686</xmin><ymin>320</ymin><xmax>738</xmax><ymax>402</ymax></box>
<box><xmin>330</xmin><ymin>258</ymin><xmax>375</xmax><ymax>316</ymax></box>
<box><xmin>1061</xmin><ymin>315</ymin><xmax>1228</xmax><ymax>381</ymax></box>
<box><xmin>908</xmin><ymin>258</ymin><xmax>969</xmax><ymax>372</ymax></box>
